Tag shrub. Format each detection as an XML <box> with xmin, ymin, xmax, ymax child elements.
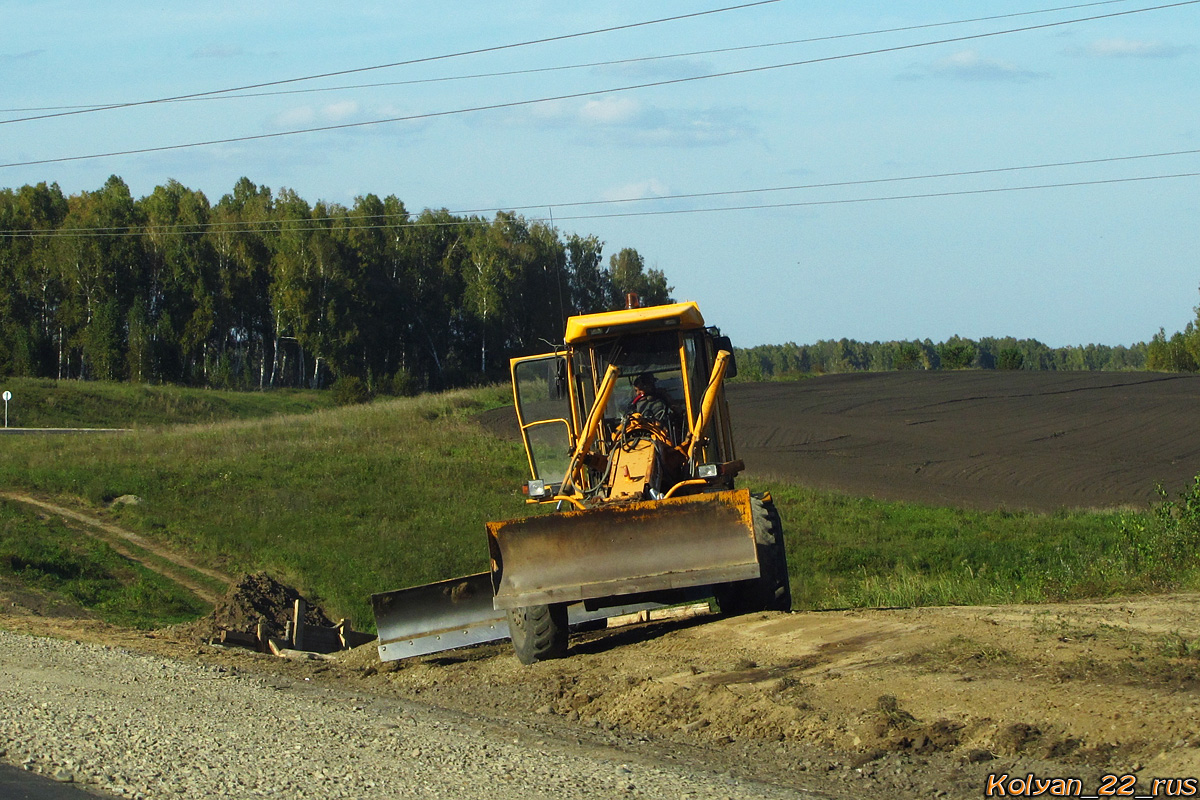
<box><xmin>332</xmin><ymin>376</ymin><xmax>371</xmax><ymax>405</ymax></box>
<box><xmin>384</xmin><ymin>368</ymin><xmax>418</xmax><ymax>397</ymax></box>
<box><xmin>1115</xmin><ymin>477</ymin><xmax>1200</xmax><ymax>586</ymax></box>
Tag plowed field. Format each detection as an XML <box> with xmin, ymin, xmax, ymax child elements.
<box><xmin>729</xmin><ymin>371</ymin><xmax>1200</xmax><ymax>511</ymax></box>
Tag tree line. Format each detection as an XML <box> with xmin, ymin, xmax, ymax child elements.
<box><xmin>0</xmin><ymin>176</ymin><xmax>672</xmax><ymax>392</ymax></box>
<box><xmin>1144</xmin><ymin>298</ymin><xmax>1200</xmax><ymax>372</ymax></box>
<box><xmin>733</xmin><ymin>335</ymin><xmax>1148</xmax><ymax>380</ymax></box>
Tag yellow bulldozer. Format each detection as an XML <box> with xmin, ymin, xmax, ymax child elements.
<box><xmin>371</xmin><ymin>298</ymin><xmax>791</xmax><ymax>664</ymax></box>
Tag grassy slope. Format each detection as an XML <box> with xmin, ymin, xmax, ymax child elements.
<box><xmin>0</xmin><ymin>499</ymin><xmax>208</xmax><ymax>628</ymax></box>
<box><xmin>2</xmin><ymin>381</ymin><xmax>1196</xmax><ymax>632</ymax></box>
<box><xmin>765</xmin><ymin>482</ymin><xmax>1200</xmax><ymax>610</ymax></box>
<box><xmin>0</xmin><ymin>377</ymin><xmax>332</xmax><ymax>428</ymax></box>
<box><xmin>0</xmin><ymin>386</ymin><xmax>525</xmax><ymax>629</ymax></box>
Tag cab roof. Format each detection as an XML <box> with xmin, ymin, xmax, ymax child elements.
<box><xmin>564</xmin><ymin>301</ymin><xmax>705</xmax><ymax>345</ymax></box>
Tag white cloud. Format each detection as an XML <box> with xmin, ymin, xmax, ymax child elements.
<box><xmin>938</xmin><ymin>51</ymin><xmax>1046</xmax><ymax>82</ymax></box>
<box><xmin>580</xmin><ymin>97</ymin><xmax>640</xmax><ymax>125</ymax></box>
<box><xmin>271</xmin><ymin>101</ymin><xmax>361</xmax><ymax>129</ymax></box>
<box><xmin>488</xmin><ymin>95</ymin><xmax>754</xmax><ymax>148</ymax></box>
<box><xmin>1072</xmin><ymin>38</ymin><xmax>1194</xmax><ymax>59</ymax></box>
<box><xmin>527</xmin><ymin>99</ymin><xmax>573</xmax><ymax>122</ymax></box>
<box><xmin>321</xmin><ymin>101</ymin><xmax>360</xmax><ymax>122</ymax></box>
<box><xmin>273</xmin><ymin>106</ymin><xmax>317</xmax><ymax>127</ymax></box>
<box><xmin>579</xmin><ymin>104</ymin><xmax>754</xmax><ymax>148</ymax></box>
<box><xmin>901</xmin><ymin>50</ymin><xmax>1047</xmax><ymax>83</ymax></box>
<box><xmin>600</xmin><ymin>179</ymin><xmax>670</xmax><ymax>202</ymax></box>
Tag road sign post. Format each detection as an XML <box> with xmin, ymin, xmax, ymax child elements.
<box><xmin>2</xmin><ymin>390</ymin><xmax>9</xmax><ymax>428</ymax></box>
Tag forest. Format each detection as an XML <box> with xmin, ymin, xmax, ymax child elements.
<box><xmin>0</xmin><ymin>175</ymin><xmax>671</xmax><ymax>393</ymax></box>
<box><xmin>732</xmin><ymin>335</ymin><xmax>1149</xmax><ymax>380</ymax></box>
<box><xmin>731</xmin><ymin>297</ymin><xmax>1200</xmax><ymax>379</ymax></box>
<box><xmin>2</xmin><ymin>175</ymin><xmax>1190</xmax><ymax>393</ymax></box>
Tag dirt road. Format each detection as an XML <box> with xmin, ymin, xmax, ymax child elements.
<box><xmin>0</xmin><ymin>491</ymin><xmax>231</xmax><ymax>605</ymax></box>
<box><xmin>351</xmin><ymin>594</ymin><xmax>1200</xmax><ymax>796</ymax></box>
<box><xmin>4</xmin><ymin>591</ymin><xmax>1198</xmax><ymax>798</ymax></box>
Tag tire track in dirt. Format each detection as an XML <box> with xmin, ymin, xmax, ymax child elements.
<box><xmin>0</xmin><ymin>492</ymin><xmax>231</xmax><ymax>606</ymax></box>
<box><xmin>359</xmin><ymin>594</ymin><xmax>1200</xmax><ymax>792</ymax></box>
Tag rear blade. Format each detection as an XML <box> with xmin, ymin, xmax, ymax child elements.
<box><xmin>371</xmin><ymin>572</ymin><xmax>505</xmax><ymax>661</ymax></box>
<box><xmin>370</xmin><ymin>573</ymin><xmax>669</xmax><ymax>662</ymax></box>
<box><xmin>488</xmin><ymin>488</ymin><xmax>760</xmax><ymax>610</ymax></box>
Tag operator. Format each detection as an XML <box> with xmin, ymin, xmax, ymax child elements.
<box><xmin>627</xmin><ymin>372</ymin><xmax>671</xmax><ymax>424</ymax></box>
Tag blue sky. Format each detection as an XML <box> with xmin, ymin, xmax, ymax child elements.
<box><xmin>3</xmin><ymin>0</ymin><xmax>1198</xmax><ymax>348</ymax></box>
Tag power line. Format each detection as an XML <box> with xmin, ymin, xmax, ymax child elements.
<box><xmin>9</xmin><ymin>146</ymin><xmax>1200</xmax><ymax>235</ymax></box>
<box><xmin>0</xmin><ymin>0</ymin><xmax>783</xmax><ymax>125</ymax></box>
<box><xmin>544</xmin><ymin>172</ymin><xmax>1200</xmax><ymax>222</ymax></box>
<box><xmin>474</xmin><ymin>148</ymin><xmax>1200</xmax><ymax>214</ymax></box>
<box><xmin>3</xmin><ymin>1</ymin><xmax>1195</xmax><ymax>171</ymax></box>
<box><xmin>5</xmin><ymin>169</ymin><xmax>1197</xmax><ymax>239</ymax></box>
<box><xmin>0</xmin><ymin>0</ymin><xmax>1135</xmax><ymax>114</ymax></box>
<box><xmin>11</xmin><ymin>146</ymin><xmax>1198</xmax><ymax>236</ymax></box>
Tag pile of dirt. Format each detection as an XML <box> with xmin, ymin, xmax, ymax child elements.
<box><xmin>174</xmin><ymin>572</ymin><xmax>332</xmax><ymax>641</ymax></box>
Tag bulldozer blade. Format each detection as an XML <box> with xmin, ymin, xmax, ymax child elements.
<box><xmin>488</xmin><ymin>488</ymin><xmax>761</xmax><ymax>610</ymax></box>
<box><xmin>371</xmin><ymin>572</ymin><xmax>505</xmax><ymax>661</ymax></box>
<box><xmin>371</xmin><ymin>572</ymin><xmax>671</xmax><ymax>662</ymax></box>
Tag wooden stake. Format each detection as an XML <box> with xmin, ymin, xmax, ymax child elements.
<box><xmin>293</xmin><ymin>598</ymin><xmax>307</xmax><ymax>651</ymax></box>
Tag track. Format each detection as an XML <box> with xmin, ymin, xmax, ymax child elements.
<box><xmin>0</xmin><ymin>492</ymin><xmax>231</xmax><ymax>606</ymax></box>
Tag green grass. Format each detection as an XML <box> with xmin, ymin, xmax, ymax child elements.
<box><xmin>2</xmin><ymin>380</ymin><xmax>1199</xmax><ymax>633</ymax></box>
<box><xmin>0</xmin><ymin>376</ymin><xmax>333</xmax><ymax>428</ymax></box>
<box><xmin>0</xmin><ymin>499</ymin><xmax>208</xmax><ymax>628</ymax></box>
<box><xmin>763</xmin><ymin>481</ymin><xmax>1200</xmax><ymax>610</ymax></box>
<box><xmin>0</xmin><ymin>384</ymin><xmax>523</xmax><ymax>629</ymax></box>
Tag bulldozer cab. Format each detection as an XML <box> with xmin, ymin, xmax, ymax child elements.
<box><xmin>591</xmin><ymin>330</ymin><xmax>689</xmax><ymax>444</ymax></box>
<box><xmin>510</xmin><ymin>301</ymin><xmax>740</xmax><ymax>501</ymax></box>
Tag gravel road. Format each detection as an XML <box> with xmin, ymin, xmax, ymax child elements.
<box><xmin>0</xmin><ymin>630</ymin><xmax>819</xmax><ymax>800</ymax></box>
